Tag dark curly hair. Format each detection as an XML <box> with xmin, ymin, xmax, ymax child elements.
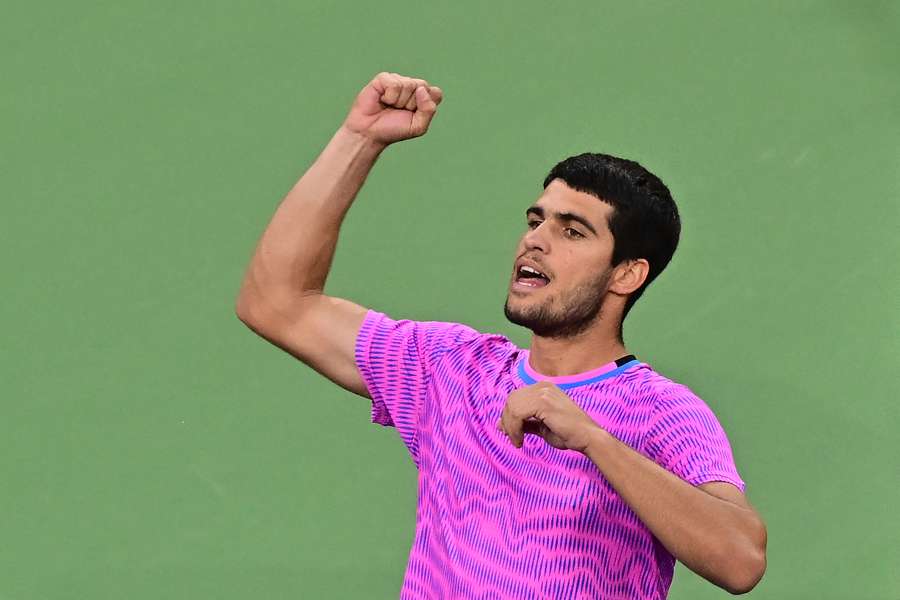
<box><xmin>543</xmin><ymin>152</ymin><xmax>681</xmax><ymax>319</ymax></box>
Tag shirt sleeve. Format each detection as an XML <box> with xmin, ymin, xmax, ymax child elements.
<box><xmin>643</xmin><ymin>385</ymin><xmax>746</xmax><ymax>493</ymax></box>
<box><xmin>353</xmin><ymin>309</ymin><xmax>481</xmax><ymax>466</ymax></box>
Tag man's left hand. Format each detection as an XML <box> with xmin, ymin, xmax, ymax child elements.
<box><xmin>497</xmin><ymin>381</ymin><xmax>603</xmax><ymax>453</ymax></box>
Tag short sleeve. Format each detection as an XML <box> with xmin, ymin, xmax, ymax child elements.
<box><xmin>354</xmin><ymin>309</ymin><xmax>481</xmax><ymax>466</ymax></box>
<box><xmin>643</xmin><ymin>386</ymin><xmax>746</xmax><ymax>493</ymax></box>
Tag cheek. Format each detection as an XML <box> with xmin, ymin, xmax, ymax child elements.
<box><xmin>561</xmin><ymin>253</ymin><xmax>609</xmax><ymax>286</ymax></box>
<box><xmin>580</xmin><ymin>240</ymin><xmax>612</xmax><ymax>268</ymax></box>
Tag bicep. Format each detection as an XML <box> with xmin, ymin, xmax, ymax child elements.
<box><xmin>237</xmin><ymin>293</ymin><xmax>371</xmax><ymax>398</ymax></box>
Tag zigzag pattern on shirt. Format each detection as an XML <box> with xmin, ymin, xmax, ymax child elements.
<box><xmin>355</xmin><ymin>310</ymin><xmax>745</xmax><ymax>600</ymax></box>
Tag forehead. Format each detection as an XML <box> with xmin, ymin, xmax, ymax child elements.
<box><xmin>532</xmin><ymin>179</ymin><xmax>613</xmax><ymax>228</ymax></box>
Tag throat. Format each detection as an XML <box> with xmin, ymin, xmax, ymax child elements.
<box><xmin>527</xmin><ymin>337</ymin><xmax>630</xmax><ymax>378</ymax></box>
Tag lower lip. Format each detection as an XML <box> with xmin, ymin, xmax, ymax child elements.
<box><xmin>511</xmin><ymin>279</ymin><xmax>549</xmax><ymax>292</ymax></box>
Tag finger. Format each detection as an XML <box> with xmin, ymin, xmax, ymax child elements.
<box><xmin>395</xmin><ymin>79</ymin><xmax>419</xmax><ymax>109</ymax></box>
<box><xmin>371</xmin><ymin>71</ymin><xmax>393</xmax><ymax>97</ymax></box>
<box><xmin>352</xmin><ymin>72</ymin><xmax>388</xmax><ymax>111</ymax></box>
<box><xmin>380</xmin><ymin>73</ymin><xmax>403</xmax><ymax>105</ymax></box>
<box><xmin>507</xmin><ymin>414</ymin><xmax>525</xmax><ymax>448</ymax></box>
<box><xmin>409</xmin><ymin>86</ymin><xmax>438</xmax><ymax>137</ymax></box>
<box><xmin>503</xmin><ymin>404</ymin><xmax>536</xmax><ymax>449</ymax></box>
<box><xmin>369</xmin><ymin>71</ymin><xmax>387</xmax><ymax>94</ymax></box>
<box><xmin>498</xmin><ymin>394</ymin><xmax>518</xmax><ymax>446</ymax></box>
<box><xmin>498</xmin><ymin>406</ymin><xmax>515</xmax><ymax>445</ymax></box>
<box><xmin>404</xmin><ymin>79</ymin><xmax>428</xmax><ymax>110</ymax></box>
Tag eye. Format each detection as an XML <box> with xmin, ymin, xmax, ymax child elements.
<box><xmin>527</xmin><ymin>220</ymin><xmax>541</xmax><ymax>230</ymax></box>
<box><xmin>564</xmin><ymin>227</ymin><xmax>584</xmax><ymax>238</ymax></box>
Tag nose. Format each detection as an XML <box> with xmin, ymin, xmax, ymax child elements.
<box><xmin>523</xmin><ymin>222</ymin><xmax>548</xmax><ymax>253</ymax></box>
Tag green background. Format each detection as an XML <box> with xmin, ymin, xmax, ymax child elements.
<box><xmin>2</xmin><ymin>1</ymin><xmax>898</xmax><ymax>598</ymax></box>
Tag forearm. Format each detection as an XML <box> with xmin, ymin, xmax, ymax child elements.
<box><xmin>236</xmin><ymin>126</ymin><xmax>385</xmax><ymax>313</ymax></box>
<box><xmin>583</xmin><ymin>427</ymin><xmax>763</xmax><ymax>593</ymax></box>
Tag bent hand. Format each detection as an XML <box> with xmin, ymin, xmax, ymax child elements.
<box><xmin>497</xmin><ymin>381</ymin><xmax>603</xmax><ymax>453</ymax></box>
<box><xmin>343</xmin><ymin>71</ymin><xmax>443</xmax><ymax>146</ymax></box>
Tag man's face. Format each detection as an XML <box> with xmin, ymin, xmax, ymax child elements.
<box><xmin>504</xmin><ymin>179</ymin><xmax>616</xmax><ymax>338</ymax></box>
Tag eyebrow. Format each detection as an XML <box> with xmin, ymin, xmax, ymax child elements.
<box><xmin>525</xmin><ymin>205</ymin><xmax>598</xmax><ymax>236</ymax></box>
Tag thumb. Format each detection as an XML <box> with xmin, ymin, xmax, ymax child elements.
<box><xmin>427</xmin><ymin>85</ymin><xmax>443</xmax><ymax>105</ymax></box>
<box><xmin>409</xmin><ymin>86</ymin><xmax>439</xmax><ymax>137</ymax></box>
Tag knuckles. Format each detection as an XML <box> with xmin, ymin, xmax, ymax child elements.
<box><xmin>373</xmin><ymin>71</ymin><xmax>431</xmax><ymax>89</ymax></box>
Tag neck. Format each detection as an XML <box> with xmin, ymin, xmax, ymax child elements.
<box><xmin>527</xmin><ymin>320</ymin><xmax>628</xmax><ymax>377</ymax></box>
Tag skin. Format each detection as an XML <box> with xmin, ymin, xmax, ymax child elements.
<box><xmin>236</xmin><ymin>71</ymin><xmax>767</xmax><ymax>595</ymax></box>
<box><xmin>504</xmin><ymin>180</ymin><xmax>634</xmax><ymax>350</ymax></box>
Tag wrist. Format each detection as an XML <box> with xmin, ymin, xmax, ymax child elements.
<box><xmin>580</xmin><ymin>424</ymin><xmax>613</xmax><ymax>457</ymax></box>
<box><xmin>336</xmin><ymin>124</ymin><xmax>388</xmax><ymax>155</ymax></box>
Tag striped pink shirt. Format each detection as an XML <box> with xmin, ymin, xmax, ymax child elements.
<box><xmin>355</xmin><ymin>309</ymin><xmax>745</xmax><ymax>599</ymax></box>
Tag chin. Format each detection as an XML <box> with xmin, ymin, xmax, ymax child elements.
<box><xmin>504</xmin><ymin>296</ymin><xmax>541</xmax><ymax>326</ymax></box>
<box><xmin>504</xmin><ymin>292</ymin><xmax>532</xmax><ymax>312</ymax></box>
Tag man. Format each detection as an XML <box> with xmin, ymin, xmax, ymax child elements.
<box><xmin>235</xmin><ymin>72</ymin><xmax>767</xmax><ymax>599</ymax></box>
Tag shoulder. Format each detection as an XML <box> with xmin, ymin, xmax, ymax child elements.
<box><xmin>610</xmin><ymin>362</ymin><xmax>694</xmax><ymax>401</ymax></box>
<box><xmin>432</xmin><ymin>319</ymin><xmax>519</xmax><ymax>364</ymax></box>
<box><xmin>361</xmin><ymin>309</ymin><xmax>519</xmax><ymax>361</ymax></box>
<box><xmin>619</xmin><ymin>363</ymin><xmax>716</xmax><ymax>416</ymax></box>
<box><xmin>631</xmin><ymin>366</ymin><xmax>734</xmax><ymax>442</ymax></box>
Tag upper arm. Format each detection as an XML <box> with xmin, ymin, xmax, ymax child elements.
<box><xmin>698</xmin><ymin>481</ymin><xmax>752</xmax><ymax>510</ymax></box>
<box><xmin>643</xmin><ymin>387</ymin><xmax>747</xmax><ymax>493</ymax></box>
<box><xmin>238</xmin><ymin>295</ymin><xmax>484</xmax><ymax>464</ymax></box>
<box><xmin>236</xmin><ymin>292</ymin><xmax>371</xmax><ymax>398</ymax></box>
<box><xmin>698</xmin><ymin>482</ymin><xmax>765</xmax><ymax>538</ymax></box>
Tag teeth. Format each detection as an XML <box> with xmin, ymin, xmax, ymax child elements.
<box><xmin>521</xmin><ymin>265</ymin><xmax>541</xmax><ymax>276</ymax></box>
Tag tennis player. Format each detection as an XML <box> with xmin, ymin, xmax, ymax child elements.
<box><xmin>236</xmin><ymin>72</ymin><xmax>767</xmax><ymax>599</ymax></box>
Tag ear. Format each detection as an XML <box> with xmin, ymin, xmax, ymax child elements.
<box><xmin>609</xmin><ymin>259</ymin><xmax>649</xmax><ymax>296</ymax></box>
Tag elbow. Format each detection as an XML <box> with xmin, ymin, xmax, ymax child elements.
<box><xmin>235</xmin><ymin>280</ymin><xmax>315</xmax><ymax>327</ymax></box>
<box><xmin>235</xmin><ymin>287</ymin><xmax>273</xmax><ymax>331</ymax></box>
<box><xmin>722</xmin><ymin>518</ymin><xmax>768</xmax><ymax>594</ymax></box>
<box><xmin>234</xmin><ymin>294</ymin><xmax>255</xmax><ymax>325</ymax></box>
<box><xmin>234</xmin><ymin>287</ymin><xmax>317</xmax><ymax>338</ymax></box>
<box><xmin>234</xmin><ymin>280</ymin><xmax>273</xmax><ymax>327</ymax></box>
<box><xmin>234</xmin><ymin>290</ymin><xmax>257</xmax><ymax>326</ymax></box>
<box><xmin>234</xmin><ymin>271</ymin><xmax>277</xmax><ymax>326</ymax></box>
<box><xmin>723</xmin><ymin>551</ymin><xmax>766</xmax><ymax>595</ymax></box>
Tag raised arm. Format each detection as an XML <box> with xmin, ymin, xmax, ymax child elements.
<box><xmin>235</xmin><ymin>72</ymin><xmax>443</xmax><ymax>397</ymax></box>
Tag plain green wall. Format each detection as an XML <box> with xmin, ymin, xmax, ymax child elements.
<box><xmin>2</xmin><ymin>1</ymin><xmax>897</xmax><ymax>598</ymax></box>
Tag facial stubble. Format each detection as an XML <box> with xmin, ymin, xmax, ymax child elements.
<box><xmin>504</xmin><ymin>267</ymin><xmax>613</xmax><ymax>339</ymax></box>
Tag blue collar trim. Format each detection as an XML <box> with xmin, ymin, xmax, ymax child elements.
<box><xmin>516</xmin><ymin>358</ymin><xmax>641</xmax><ymax>390</ymax></box>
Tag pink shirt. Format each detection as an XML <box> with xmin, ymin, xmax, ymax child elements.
<box><xmin>355</xmin><ymin>309</ymin><xmax>746</xmax><ymax>599</ymax></box>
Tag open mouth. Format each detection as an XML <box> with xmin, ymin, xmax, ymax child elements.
<box><xmin>514</xmin><ymin>264</ymin><xmax>551</xmax><ymax>288</ymax></box>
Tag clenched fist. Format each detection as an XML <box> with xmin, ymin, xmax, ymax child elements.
<box><xmin>343</xmin><ymin>72</ymin><xmax>443</xmax><ymax>146</ymax></box>
<box><xmin>497</xmin><ymin>381</ymin><xmax>605</xmax><ymax>453</ymax></box>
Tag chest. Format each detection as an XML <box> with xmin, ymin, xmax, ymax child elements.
<box><xmin>419</xmin><ymin>379</ymin><xmax>649</xmax><ymax>535</ymax></box>
<box><xmin>424</xmin><ymin>369</ymin><xmax>649</xmax><ymax>450</ymax></box>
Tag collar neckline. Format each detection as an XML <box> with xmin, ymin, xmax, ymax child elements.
<box><xmin>516</xmin><ymin>350</ymin><xmax>640</xmax><ymax>390</ymax></box>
